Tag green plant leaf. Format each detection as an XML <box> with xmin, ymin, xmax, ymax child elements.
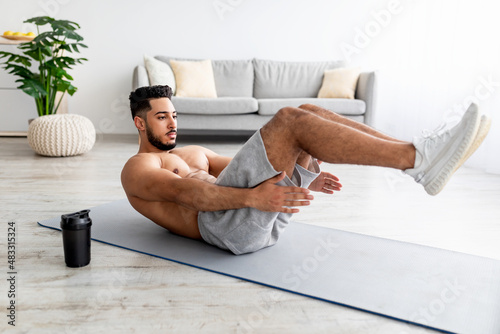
<box><xmin>56</xmin><ymin>80</ymin><xmax>78</xmax><ymax>95</ymax></box>
<box><xmin>0</xmin><ymin>53</ymin><xmax>32</xmax><ymax>68</ymax></box>
<box><xmin>1</xmin><ymin>52</ymin><xmax>17</xmax><ymax>60</ymax></box>
<box><xmin>32</xmin><ymin>31</ymin><xmax>52</xmax><ymax>43</ymax></box>
<box><xmin>62</xmin><ymin>70</ymin><xmax>73</xmax><ymax>80</ymax></box>
<box><xmin>58</xmin><ymin>29</ymin><xmax>84</xmax><ymax>42</ymax></box>
<box><xmin>53</xmin><ymin>67</ymin><xmax>66</xmax><ymax>78</ymax></box>
<box><xmin>34</xmin><ymin>35</ymin><xmax>51</xmax><ymax>47</ymax></box>
<box><xmin>25</xmin><ymin>16</ymin><xmax>54</xmax><ymax>26</ymax></box>
<box><xmin>16</xmin><ymin>79</ymin><xmax>47</xmax><ymax>98</ymax></box>
<box><xmin>67</xmin><ymin>84</ymin><xmax>77</xmax><ymax>95</ymax></box>
<box><xmin>63</xmin><ymin>43</ymin><xmax>82</xmax><ymax>53</ymax></box>
<box><xmin>5</xmin><ymin>64</ymin><xmax>34</xmax><ymax>79</ymax></box>
<box><xmin>49</xmin><ymin>67</ymin><xmax>72</xmax><ymax>80</ymax></box>
<box><xmin>51</xmin><ymin>19</ymin><xmax>81</xmax><ymax>31</ymax></box>
<box><xmin>42</xmin><ymin>45</ymin><xmax>53</xmax><ymax>57</ymax></box>
<box><xmin>16</xmin><ymin>56</ymin><xmax>31</xmax><ymax>67</ymax></box>
<box><xmin>56</xmin><ymin>80</ymin><xmax>77</xmax><ymax>95</ymax></box>
<box><xmin>1</xmin><ymin>16</ymin><xmax>88</xmax><ymax>115</ymax></box>
<box><xmin>57</xmin><ymin>43</ymin><xmax>72</xmax><ymax>52</ymax></box>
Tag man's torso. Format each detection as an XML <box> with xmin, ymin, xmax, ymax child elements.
<box><xmin>126</xmin><ymin>146</ymin><xmax>213</xmax><ymax>239</ymax></box>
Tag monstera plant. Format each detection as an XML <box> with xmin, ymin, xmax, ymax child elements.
<box><xmin>0</xmin><ymin>16</ymin><xmax>87</xmax><ymax>116</ymax></box>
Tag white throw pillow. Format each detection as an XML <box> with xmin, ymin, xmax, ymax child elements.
<box><xmin>169</xmin><ymin>59</ymin><xmax>217</xmax><ymax>98</ymax></box>
<box><xmin>143</xmin><ymin>54</ymin><xmax>176</xmax><ymax>93</ymax></box>
<box><xmin>317</xmin><ymin>67</ymin><xmax>361</xmax><ymax>99</ymax></box>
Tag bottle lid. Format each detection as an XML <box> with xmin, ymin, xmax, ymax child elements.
<box><xmin>60</xmin><ymin>210</ymin><xmax>92</xmax><ymax>230</ymax></box>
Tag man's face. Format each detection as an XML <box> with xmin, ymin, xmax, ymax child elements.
<box><xmin>144</xmin><ymin>98</ymin><xmax>178</xmax><ymax>151</ymax></box>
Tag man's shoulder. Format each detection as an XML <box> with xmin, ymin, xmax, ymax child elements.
<box><xmin>123</xmin><ymin>152</ymin><xmax>161</xmax><ymax>171</ymax></box>
<box><xmin>126</xmin><ymin>151</ymin><xmax>157</xmax><ymax>162</ymax></box>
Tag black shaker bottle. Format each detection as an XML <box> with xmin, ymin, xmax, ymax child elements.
<box><xmin>60</xmin><ymin>210</ymin><xmax>92</xmax><ymax>267</ymax></box>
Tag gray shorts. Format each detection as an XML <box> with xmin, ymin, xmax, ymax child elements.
<box><xmin>197</xmin><ymin>130</ymin><xmax>320</xmax><ymax>255</ymax></box>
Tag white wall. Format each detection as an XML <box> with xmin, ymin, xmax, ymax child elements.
<box><xmin>1</xmin><ymin>0</ymin><xmax>499</xmax><ymax>173</ymax></box>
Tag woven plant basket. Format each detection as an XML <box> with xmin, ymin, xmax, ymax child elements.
<box><xmin>27</xmin><ymin>114</ymin><xmax>96</xmax><ymax>157</ymax></box>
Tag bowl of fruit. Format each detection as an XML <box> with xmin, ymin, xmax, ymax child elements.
<box><xmin>1</xmin><ymin>31</ymin><xmax>36</xmax><ymax>41</ymax></box>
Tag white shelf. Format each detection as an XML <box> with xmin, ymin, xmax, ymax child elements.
<box><xmin>0</xmin><ymin>40</ymin><xmax>33</xmax><ymax>136</ymax></box>
<box><xmin>0</xmin><ymin>38</ymin><xmax>31</xmax><ymax>45</ymax></box>
<box><xmin>0</xmin><ymin>131</ymin><xmax>27</xmax><ymax>137</ymax></box>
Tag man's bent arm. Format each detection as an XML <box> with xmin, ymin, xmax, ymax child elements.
<box><xmin>121</xmin><ymin>156</ymin><xmax>312</xmax><ymax>214</ymax></box>
<box><xmin>174</xmin><ymin>172</ymin><xmax>313</xmax><ymax>213</ymax></box>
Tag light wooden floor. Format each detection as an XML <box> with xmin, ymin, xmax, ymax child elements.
<box><xmin>1</xmin><ymin>134</ymin><xmax>499</xmax><ymax>333</ymax></box>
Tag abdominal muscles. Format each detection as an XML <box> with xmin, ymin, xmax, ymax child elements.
<box><xmin>128</xmin><ymin>195</ymin><xmax>201</xmax><ymax>239</ymax></box>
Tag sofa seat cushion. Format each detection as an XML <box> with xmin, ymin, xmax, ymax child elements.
<box><xmin>171</xmin><ymin>96</ymin><xmax>258</xmax><ymax>115</ymax></box>
<box><xmin>257</xmin><ymin>98</ymin><xmax>366</xmax><ymax>116</ymax></box>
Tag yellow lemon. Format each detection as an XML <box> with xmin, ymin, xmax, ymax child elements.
<box><xmin>13</xmin><ymin>32</ymin><xmax>24</xmax><ymax>36</ymax></box>
<box><xmin>26</xmin><ymin>32</ymin><xmax>36</xmax><ymax>37</ymax></box>
<box><xmin>3</xmin><ymin>30</ymin><xmax>14</xmax><ymax>36</ymax></box>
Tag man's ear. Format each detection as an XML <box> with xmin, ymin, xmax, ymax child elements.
<box><xmin>134</xmin><ymin>116</ymin><xmax>146</xmax><ymax>131</ymax></box>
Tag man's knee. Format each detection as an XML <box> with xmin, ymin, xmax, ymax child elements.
<box><xmin>274</xmin><ymin>106</ymin><xmax>307</xmax><ymax>123</ymax></box>
<box><xmin>298</xmin><ymin>104</ymin><xmax>339</xmax><ymax>118</ymax></box>
<box><xmin>264</xmin><ymin>107</ymin><xmax>310</xmax><ymax>134</ymax></box>
<box><xmin>298</xmin><ymin>103</ymin><xmax>317</xmax><ymax>111</ymax></box>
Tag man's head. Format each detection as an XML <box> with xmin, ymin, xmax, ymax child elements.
<box><xmin>129</xmin><ymin>85</ymin><xmax>173</xmax><ymax>120</ymax></box>
<box><xmin>129</xmin><ymin>85</ymin><xmax>177</xmax><ymax>151</ymax></box>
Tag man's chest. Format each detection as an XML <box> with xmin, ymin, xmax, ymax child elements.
<box><xmin>159</xmin><ymin>148</ymin><xmax>209</xmax><ymax>176</ymax></box>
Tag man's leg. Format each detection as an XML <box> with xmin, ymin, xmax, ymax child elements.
<box><xmin>261</xmin><ymin>103</ymin><xmax>481</xmax><ymax>196</ymax></box>
<box><xmin>298</xmin><ymin>104</ymin><xmax>405</xmax><ymax>143</ymax></box>
<box><xmin>260</xmin><ymin>106</ymin><xmax>416</xmax><ymax>179</ymax></box>
<box><xmin>293</xmin><ymin>104</ymin><xmax>405</xmax><ymax>169</ymax></box>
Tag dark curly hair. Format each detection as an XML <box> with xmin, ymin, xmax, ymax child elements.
<box><xmin>129</xmin><ymin>85</ymin><xmax>173</xmax><ymax>120</ymax></box>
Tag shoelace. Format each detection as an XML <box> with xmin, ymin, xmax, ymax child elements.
<box><xmin>414</xmin><ymin>122</ymin><xmax>453</xmax><ymax>177</ymax></box>
<box><xmin>420</xmin><ymin>122</ymin><xmax>452</xmax><ymax>144</ymax></box>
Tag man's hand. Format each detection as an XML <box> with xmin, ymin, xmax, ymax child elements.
<box><xmin>249</xmin><ymin>172</ymin><xmax>313</xmax><ymax>214</ymax></box>
<box><xmin>308</xmin><ymin>171</ymin><xmax>342</xmax><ymax>194</ymax></box>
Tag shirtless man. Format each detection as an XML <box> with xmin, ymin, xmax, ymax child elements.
<box><xmin>122</xmin><ymin>85</ymin><xmax>487</xmax><ymax>255</ymax></box>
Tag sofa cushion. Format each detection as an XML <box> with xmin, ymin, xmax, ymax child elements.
<box><xmin>318</xmin><ymin>67</ymin><xmax>361</xmax><ymax>99</ymax></box>
<box><xmin>143</xmin><ymin>54</ymin><xmax>176</xmax><ymax>93</ymax></box>
<box><xmin>171</xmin><ymin>96</ymin><xmax>258</xmax><ymax>115</ymax></box>
<box><xmin>170</xmin><ymin>59</ymin><xmax>218</xmax><ymax>98</ymax></box>
<box><xmin>253</xmin><ymin>59</ymin><xmax>345</xmax><ymax>99</ymax></box>
<box><xmin>257</xmin><ymin>98</ymin><xmax>366</xmax><ymax>116</ymax></box>
<box><xmin>155</xmin><ymin>56</ymin><xmax>253</xmax><ymax>97</ymax></box>
<box><xmin>212</xmin><ymin>59</ymin><xmax>254</xmax><ymax>97</ymax></box>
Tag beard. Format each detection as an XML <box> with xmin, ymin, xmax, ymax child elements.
<box><xmin>145</xmin><ymin>123</ymin><xmax>177</xmax><ymax>151</ymax></box>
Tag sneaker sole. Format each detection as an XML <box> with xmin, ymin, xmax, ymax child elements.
<box><xmin>424</xmin><ymin>105</ymin><xmax>480</xmax><ymax>195</ymax></box>
<box><xmin>453</xmin><ymin>114</ymin><xmax>492</xmax><ymax>172</ymax></box>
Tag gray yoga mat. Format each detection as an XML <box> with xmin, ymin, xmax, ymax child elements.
<box><xmin>38</xmin><ymin>199</ymin><xmax>500</xmax><ymax>334</ymax></box>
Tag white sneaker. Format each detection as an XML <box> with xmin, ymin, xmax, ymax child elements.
<box><xmin>454</xmin><ymin>114</ymin><xmax>491</xmax><ymax>171</ymax></box>
<box><xmin>405</xmin><ymin>103</ymin><xmax>480</xmax><ymax>195</ymax></box>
